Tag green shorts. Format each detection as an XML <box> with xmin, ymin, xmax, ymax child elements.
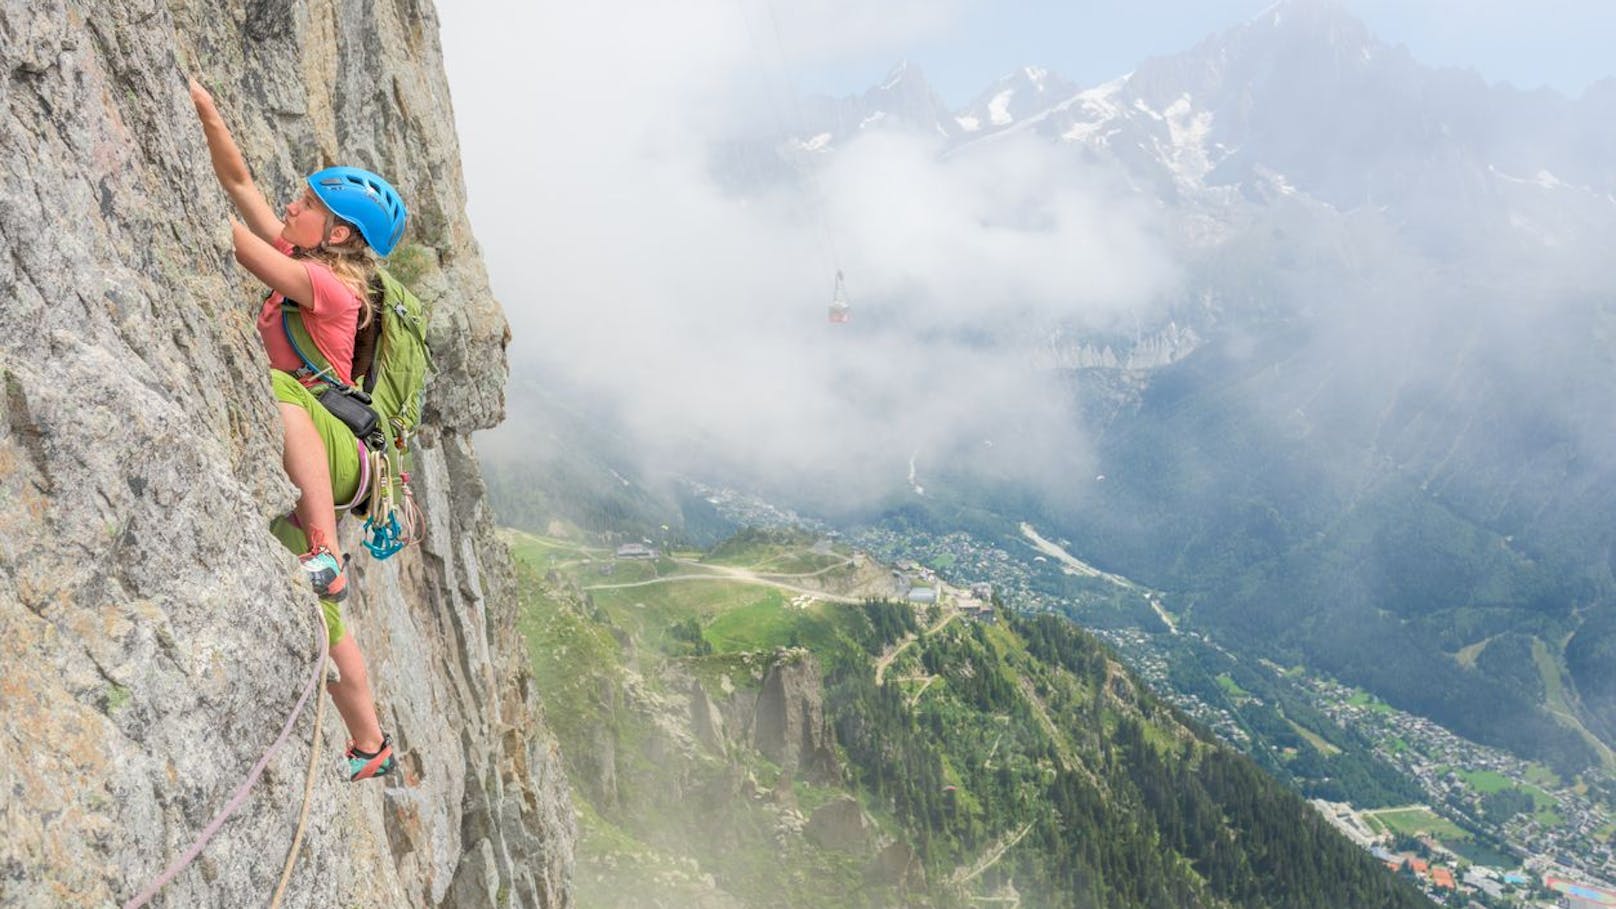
<box><xmin>268</xmin><ymin>369</ymin><xmax>363</xmax><ymax>645</ymax></box>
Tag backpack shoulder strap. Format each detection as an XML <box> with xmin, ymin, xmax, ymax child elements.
<box><xmin>373</xmin><ymin>268</ymin><xmax>433</xmax><ymax>365</ymax></box>
<box><xmin>281</xmin><ymin>303</ymin><xmax>346</xmax><ymax>389</ymax></box>
<box><xmin>352</xmin><ymin>277</ymin><xmax>386</xmax><ymax>395</ymax></box>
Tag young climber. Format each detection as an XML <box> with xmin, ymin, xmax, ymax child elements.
<box><xmin>190</xmin><ymin>76</ymin><xmax>401</xmax><ymax>781</ymax></box>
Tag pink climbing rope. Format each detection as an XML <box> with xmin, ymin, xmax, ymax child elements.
<box><xmin>122</xmin><ymin>604</ymin><xmax>330</xmax><ymax>909</ymax></box>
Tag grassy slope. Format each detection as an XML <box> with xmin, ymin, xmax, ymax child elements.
<box><xmin>508</xmin><ymin>529</ymin><xmax>1430</xmax><ymax>909</ymax></box>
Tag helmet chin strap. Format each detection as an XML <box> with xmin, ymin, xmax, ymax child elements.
<box><xmin>318</xmin><ymin>209</ymin><xmax>337</xmax><ymax>251</ymax></box>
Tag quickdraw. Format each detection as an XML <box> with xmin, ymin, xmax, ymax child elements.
<box><xmin>361</xmin><ymin>446</ymin><xmax>424</xmax><ymax>560</ymax></box>
<box><xmin>361</xmin><ymin>447</ymin><xmax>405</xmax><ymax>559</ymax></box>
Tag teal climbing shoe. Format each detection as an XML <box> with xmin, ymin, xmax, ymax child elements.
<box><xmin>299</xmin><ymin>546</ymin><xmax>347</xmax><ymax>602</ymax></box>
<box><xmin>345</xmin><ymin>733</ymin><xmax>396</xmax><ymax>782</ymax></box>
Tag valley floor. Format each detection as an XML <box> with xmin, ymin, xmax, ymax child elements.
<box><xmin>843</xmin><ymin>519</ymin><xmax>1616</xmax><ymax>904</ymax></box>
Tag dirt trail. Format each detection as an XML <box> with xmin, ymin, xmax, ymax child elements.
<box><xmin>951</xmin><ymin>823</ymin><xmax>1033</xmax><ymax>887</ymax></box>
<box><xmin>874</xmin><ymin>633</ymin><xmax>917</xmax><ymax>686</ymax></box>
<box><xmin>906</xmin><ymin>675</ymin><xmax>938</xmax><ymax>707</ymax></box>
<box><xmin>875</xmin><ymin>609</ymin><xmax>960</xmax><ymax>685</ymax></box>
<box><xmin>694</xmin><ymin>562</ymin><xmax>866</xmax><ymax>603</ymax></box>
<box><xmin>583</xmin><ymin>561</ymin><xmax>865</xmax><ymax>604</ymax></box>
<box><xmin>745</xmin><ymin>550</ymin><xmax>857</xmax><ymax>579</ymax></box>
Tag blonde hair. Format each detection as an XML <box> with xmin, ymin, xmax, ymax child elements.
<box><xmin>298</xmin><ymin>224</ymin><xmax>378</xmax><ymax>329</ymax></box>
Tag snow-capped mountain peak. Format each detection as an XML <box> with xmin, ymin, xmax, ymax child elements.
<box><xmin>780</xmin><ymin>0</ymin><xmax>1611</xmax><ymax>239</ymax></box>
<box><xmin>879</xmin><ymin>59</ymin><xmax>920</xmax><ymax>92</ymax></box>
<box><xmin>954</xmin><ymin>65</ymin><xmax>1079</xmax><ymax>135</ymax></box>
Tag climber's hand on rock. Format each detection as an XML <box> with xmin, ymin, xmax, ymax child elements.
<box><xmin>189</xmin><ymin>77</ymin><xmax>282</xmax><ymax>246</ymax></box>
<box><xmin>188</xmin><ymin>77</ymin><xmax>216</xmax><ymax>116</ymax></box>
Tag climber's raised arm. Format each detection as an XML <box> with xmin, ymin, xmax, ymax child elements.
<box><xmin>190</xmin><ymin>77</ymin><xmax>283</xmax><ymax>244</ymax></box>
<box><xmin>230</xmin><ymin>219</ymin><xmax>313</xmax><ymax>306</ymax></box>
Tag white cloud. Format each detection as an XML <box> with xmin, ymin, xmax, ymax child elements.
<box><xmin>826</xmin><ymin>130</ymin><xmax>1171</xmax><ymax>329</ymax></box>
<box><xmin>443</xmin><ymin>0</ymin><xmax>1175</xmax><ymax>505</ymax></box>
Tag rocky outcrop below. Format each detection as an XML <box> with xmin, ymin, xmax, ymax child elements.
<box><xmin>750</xmin><ymin>651</ymin><xmax>840</xmax><ymax>783</ymax></box>
<box><xmin>802</xmin><ymin>795</ymin><xmax>873</xmax><ymax>852</ymax></box>
<box><xmin>567</xmin><ymin>641</ymin><xmax>844</xmax><ymax>814</ymax></box>
<box><xmin>518</xmin><ymin>569</ymin><xmax>867</xmax><ymax>906</ymax></box>
<box><xmin>0</xmin><ymin>2</ymin><xmax>572</xmax><ymax>907</ymax></box>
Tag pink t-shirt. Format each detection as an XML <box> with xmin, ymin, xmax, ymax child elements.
<box><xmin>256</xmin><ymin>239</ymin><xmax>362</xmax><ymax>387</ymax></box>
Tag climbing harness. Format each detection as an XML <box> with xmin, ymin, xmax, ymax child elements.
<box><xmin>282</xmin><ymin>316</ymin><xmax>417</xmax><ymax>561</ymax></box>
<box><xmin>282</xmin><ymin>308</ymin><xmax>382</xmax><ymax>441</ymax></box>
<box><xmin>122</xmin><ymin>601</ymin><xmax>331</xmax><ymax>909</ymax></box>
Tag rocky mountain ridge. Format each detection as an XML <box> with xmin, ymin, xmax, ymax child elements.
<box><xmin>787</xmin><ymin>0</ymin><xmax>1616</xmax><ymax>261</ymax></box>
<box><xmin>1</xmin><ymin>2</ymin><xmax>572</xmax><ymax>906</ymax></box>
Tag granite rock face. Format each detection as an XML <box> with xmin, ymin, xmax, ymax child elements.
<box><xmin>750</xmin><ymin>651</ymin><xmax>839</xmax><ymax>784</ymax></box>
<box><xmin>0</xmin><ymin>1</ymin><xmax>572</xmax><ymax>906</ymax></box>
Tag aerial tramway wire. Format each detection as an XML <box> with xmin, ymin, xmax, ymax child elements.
<box><xmin>732</xmin><ymin>0</ymin><xmax>850</xmax><ymax>320</ymax></box>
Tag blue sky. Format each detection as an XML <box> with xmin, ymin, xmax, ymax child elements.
<box><xmin>790</xmin><ymin>0</ymin><xmax>1616</xmax><ymax>104</ymax></box>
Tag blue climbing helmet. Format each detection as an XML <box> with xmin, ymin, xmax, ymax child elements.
<box><xmin>307</xmin><ymin>166</ymin><xmax>408</xmax><ymax>256</ymax></box>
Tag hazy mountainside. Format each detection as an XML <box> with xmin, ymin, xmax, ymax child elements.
<box><xmin>739</xmin><ymin>0</ymin><xmax>1616</xmax><ymax>769</ymax></box>
<box><xmin>1</xmin><ymin>2</ymin><xmax>571</xmax><ymax>906</ymax></box>
<box><xmin>479</xmin><ymin>365</ymin><xmax>736</xmax><ymax>548</ymax></box>
<box><xmin>485</xmin><ymin>0</ymin><xmax>1616</xmax><ymax>772</ymax></box>
<box><xmin>1050</xmin><ymin>322</ymin><xmax>1616</xmax><ymax>773</ymax></box>
<box><xmin>509</xmin><ymin>528</ymin><xmax>1429</xmax><ymax>908</ymax></box>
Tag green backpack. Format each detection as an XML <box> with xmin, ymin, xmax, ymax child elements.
<box><xmin>353</xmin><ymin>268</ymin><xmax>432</xmax><ymax>446</ymax></box>
<box><xmin>282</xmin><ymin>266</ymin><xmax>432</xmax><ymax>558</ymax></box>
